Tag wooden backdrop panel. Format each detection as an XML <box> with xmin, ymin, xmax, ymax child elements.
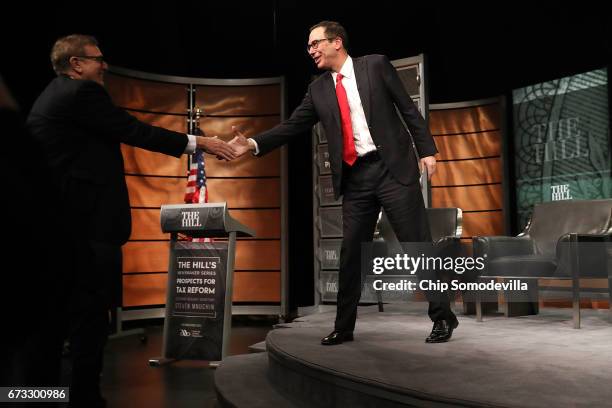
<box><xmin>122</xmin><ymin>147</ymin><xmax>186</xmax><ymax>177</ymax></box>
<box><xmin>123</xmin><ymin>273</ymin><xmax>167</xmax><ymax>307</ymax></box>
<box><xmin>205</xmin><ymin>149</ymin><xmax>280</xmax><ymax>177</ymax></box>
<box><xmin>431</xmin><ymin>185</ymin><xmax>503</xmax><ymax>211</ymax></box>
<box><xmin>198</xmin><ymin>116</ymin><xmax>280</xmax><ymax>139</ymax></box>
<box><xmin>110</xmin><ymin>73</ymin><xmax>284</xmax><ymax>308</ymax></box>
<box><xmin>195</xmin><ymin>85</ymin><xmax>280</xmax><ymax>116</ymax></box>
<box><xmin>130</xmin><ymin>209</ymin><xmax>168</xmax><ymax>240</ymax></box>
<box><xmin>434</xmin><ymin>131</ymin><xmax>501</xmax><ymax>160</ymax></box>
<box><xmin>127</xmin><ymin>111</ymin><xmax>187</xmax><ymax>133</ymax></box>
<box><xmin>105</xmin><ymin>74</ymin><xmax>187</xmax><ymax>113</ymax></box>
<box><xmin>207</xmin><ymin>179</ymin><xmax>280</xmax><ymax>208</ymax></box>
<box><xmin>461</xmin><ymin>211</ymin><xmax>504</xmax><ymax>238</ymax></box>
<box><xmin>123</xmin><ymin>241</ymin><xmax>170</xmax><ymax>273</ymax></box>
<box><xmin>234</xmin><ymin>241</ymin><xmax>281</xmax><ymax>270</ymax></box>
<box><xmin>429</xmin><ymin>105</ymin><xmax>500</xmax><ymax>135</ymax></box>
<box><xmin>233</xmin><ymin>272</ymin><xmax>280</xmax><ymax>302</ymax></box>
<box><xmin>123</xmin><ymin>240</ymin><xmax>281</xmax><ymax>273</ymax></box>
<box><xmin>230</xmin><ymin>209</ymin><xmax>281</xmax><ymax>239</ymax></box>
<box><xmin>431</xmin><ymin>158</ymin><xmax>502</xmax><ymax>186</ymax></box>
<box><xmin>126</xmin><ymin>176</ymin><xmax>186</xmax><ymax>208</ymax></box>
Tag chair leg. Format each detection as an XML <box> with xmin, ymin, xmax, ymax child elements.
<box><xmin>572</xmin><ymin>277</ymin><xmax>581</xmax><ymax>329</ymax></box>
<box><xmin>376</xmin><ymin>288</ymin><xmax>384</xmax><ymax>312</ymax></box>
<box><xmin>505</xmin><ymin>279</ymin><xmax>539</xmax><ymax>317</ymax></box>
<box><xmin>570</xmin><ymin>234</ymin><xmax>581</xmax><ymax>329</ymax></box>
<box><xmin>476</xmin><ymin>289</ymin><xmax>483</xmax><ymax>322</ymax></box>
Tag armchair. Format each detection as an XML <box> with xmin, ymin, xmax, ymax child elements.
<box><xmin>472</xmin><ymin>199</ymin><xmax>612</xmax><ymax>328</ymax></box>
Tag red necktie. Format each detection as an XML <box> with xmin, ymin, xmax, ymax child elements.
<box><xmin>336</xmin><ymin>73</ymin><xmax>357</xmax><ymax>166</ymax></box>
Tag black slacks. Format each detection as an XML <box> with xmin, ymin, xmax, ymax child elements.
<box><xmin>67</xmin><ymin>240</ymin><xmax>121</xmax><ymax>407</ymax></box>
<box><xmin>334</xmin><ymin>155</ymin><xmax>455</xmax><ymax>332</ymax></box>
<box><xmin>16</xmin><ymin>239</ymin><xmax>119</xmax><ymax>408</ymax></box>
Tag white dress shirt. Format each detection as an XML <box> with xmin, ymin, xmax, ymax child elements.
<box><xmin>332</xmin><ymin>56</ymin><xmax>376</xmax><ymax>156</ymax></box>
<box><xmin>185</xmin><ymin>134</ymin><xmax>196</xmax><ymax>154</ymax></box>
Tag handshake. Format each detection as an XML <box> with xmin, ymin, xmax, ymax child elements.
<box><xmin>195</xmin><ymin>126</ymin><xmax>255</xmax><ymax>161</ymax></box>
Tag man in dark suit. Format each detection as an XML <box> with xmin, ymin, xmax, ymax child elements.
<box><xmin>26</xmin><ymin>34</ymin><xmax>236</xmax><ymax>407</ymax></box>
<box><xmin>230</xmin><ymin>21</ymin><xmax>458</xmax><ymax>345</ymax></box>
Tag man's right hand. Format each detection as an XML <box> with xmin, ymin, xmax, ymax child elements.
<box><xmin>228</xmin><ymin>126</ymin><xmax>256</xmax><ymax>157</ymax></box>
<box><xmin>196</xmin><ymin>136</ymin><xmax>237</xmax><ymax>161</ymax></box>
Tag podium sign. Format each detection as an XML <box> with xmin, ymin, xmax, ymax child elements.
<box><xmin>164</xmin><ymin>241</ymin><xmax>228</xmax><ymax>361</ymax></box>
<box><xmin>150</xmin><ymin>203</ymin><xmax>254</xmax><ymax>366</ymax></box>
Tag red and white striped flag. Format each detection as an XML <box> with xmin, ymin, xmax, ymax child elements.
<box><xmin>185</xmin><ymin>148</ymin><xmax>208</xmax><ymax>205</ymax></box>
<box><xmin>184</xmin><ymin>147</ymin><xmax>210</xmax><ymax>242</ymax></box>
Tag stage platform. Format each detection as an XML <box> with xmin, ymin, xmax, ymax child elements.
<box><xmin>215</xmin><ymin>303</ymin><xmax>612</xmax><ymax>407</ymax></box>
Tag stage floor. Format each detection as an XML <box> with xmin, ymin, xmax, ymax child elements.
<box><xmin>264</xmin><ymin>303</ymin><xmax>612</xmax><ymax>407</ymax></box>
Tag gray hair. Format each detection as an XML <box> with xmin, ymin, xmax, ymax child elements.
<box><xmin>50</xmin><ymin>34</ymin><xmax>99</xmax><ymax>75</ymax></box>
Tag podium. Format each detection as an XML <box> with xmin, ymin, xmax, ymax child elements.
<box><xmin>149</xmin><ymin>203</ymin><xmax>254</xmax><ymax>367</ymax></box>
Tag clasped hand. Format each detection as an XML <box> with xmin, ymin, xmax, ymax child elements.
<box><xmin>196</xmin><ymin>126</ymin><xmax>253</xmax><ymax>161</ymax></box>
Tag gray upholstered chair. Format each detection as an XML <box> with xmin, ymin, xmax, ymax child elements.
<box><xmin>373</xmin><ymin>207</ymin><xmax>463</xmax><ymax>311</ymax></box>
<box><xmin>472</xmin><ymin>199</ymin><xmax>612</xmax><ymax>328</ymax></box>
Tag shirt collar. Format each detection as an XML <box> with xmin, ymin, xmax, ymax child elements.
<box><xmin>332</xmin><ymin>56</ymin><xmax>353</xmax><ymax>82</ymax></box>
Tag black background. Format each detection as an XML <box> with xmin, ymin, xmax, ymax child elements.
<box><xmin>2</xmin><ymin>2</ymin><xmax>610</xmax><ymax>308</ymax></box>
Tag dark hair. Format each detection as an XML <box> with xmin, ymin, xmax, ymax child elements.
<box><xmin>50</xmin><ymin>34</ymin><xmax>99</xmax><ymax>75</ymax></box>
<box><xmin>309</xmin><ymin>21</ymin><xmax>348</xmax><ymax>51</ymax></box>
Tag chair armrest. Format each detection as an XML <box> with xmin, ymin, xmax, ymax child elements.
<box><xmin>568</xmin><ymin>232</ymin><xmax>611</xmax><ymax>242</ymax></box>
<box><xmin>473</xmin><ymin>236</ymin><xmax>534</xmax><ymax>261</ymax></box>
<box><xmin>433</xmin><ymin>236</ymin><xmax>461</xmax><ymax>247</ymax></box>
<box><xmin>556</xmin><ymin>233</ymin><xmax>612</xmax><ymax>278</ymax></box>
<box><xmin>433</xmin><ymin>236</ymin><xmax>463</xmax><ymax>258</ymax></box>
<box><xmin>556</xmin><ymin>232</ymin><xmax>612</xmax><ymax>256</ymax></box>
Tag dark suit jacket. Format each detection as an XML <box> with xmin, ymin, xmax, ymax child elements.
<box><xmin>27</xmin><ymin>75</ymin><xmax>188</xmax><ymax>246</ymax></box>
<box><xmin>254</xmin><ymin>54</ymin><xmax>437</xmax><ymax>199</ymax></box>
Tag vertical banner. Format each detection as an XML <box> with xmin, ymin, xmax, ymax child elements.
<box><xmin>163</xmin><ymin>241</ymin><xmax>228</xmax><ymax>361</ymax></box>
<box><xmin>513</xmin><ymin>68</ymin><xmax>610</xmax><ymax>230</ymax></box>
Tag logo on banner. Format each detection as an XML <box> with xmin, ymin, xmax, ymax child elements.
<box><xmin>326</xmin><ymin>282</ymin><xmax>338</xmax><ymax>293</ymax></box>
<box><xmin>551</xmin><ymin>184</ymin><xmax>573</xmax><ymax>201</ymax></box>
<box><xmin>181</xmin><ymin>211</ymin><xmax>202</xmax><ymax>228</ymax></box>
<box><xmin>179</xmin><ymin>327</ymin><xmax>203</xmax><ymax>338</ymax></box>
<box><xmin>324</xmin><ymin>249</ymin><xmax>338</xmax><ymax>261</ymax></box>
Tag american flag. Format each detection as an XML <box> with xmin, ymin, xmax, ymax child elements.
<box><xmin>184</xmin><ymin>127</ymin><xmax>210</xmax><ymax>242</ymax></box>
<box><xmin>184</xmin><ymin>147</ymin><xmax>208</xmax><ymax>205</ymax></box>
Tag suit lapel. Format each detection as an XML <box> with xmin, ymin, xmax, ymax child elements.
<box><xmin>353</xmin><ymin>57</ymin><xmax>372</xmax><ymax>125</ymax></box>
<box><xmin>321</xmin><ymin>72</ymin><xmax>341</xmax><ymax>132</ymax></box>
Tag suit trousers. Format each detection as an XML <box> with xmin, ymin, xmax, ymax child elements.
<box><xmin>66</xmin><ymin>240</ymin><xmax>121</xmax><ymax>407</ymax></box>
<box><xmin>334</xmin><ymin>155</ymin><xmax>456</xmax><ymax>332</ymax></box>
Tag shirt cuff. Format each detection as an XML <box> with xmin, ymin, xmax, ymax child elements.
<box><xmin>184</xmin><ymin>134</ymin><xmax>197</xmax><ymax>154</ymax></box>
<box><xmin>249</xmin><ymin>138</ymin><xmax>260</xmax><ymax>155</ymax></box>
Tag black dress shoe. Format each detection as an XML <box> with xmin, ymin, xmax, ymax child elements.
<box><xmin>425</xmin><ymin>319</ymin><xmax>459</xmax><ymax>343</ymax></box>
<box><xmin>321</xmin><ymin>330</ymin><xmax>354</xmax><ymax>345</ymax></box>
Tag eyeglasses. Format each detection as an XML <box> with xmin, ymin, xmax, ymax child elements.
<box><xmin>306</xmin><ymin>38</ymin><xmax>333</xmax><ymax>52</ymax></box>
<box><xmin>74</xmin><ymin>55</ymin><xmax>106</xmax><ymax>63</ymax></box>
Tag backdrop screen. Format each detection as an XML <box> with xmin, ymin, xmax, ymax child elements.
<box><xmin>512</xmin><ymin>68</ymin><xmax>610</xmax><ymax>230</ymax></box>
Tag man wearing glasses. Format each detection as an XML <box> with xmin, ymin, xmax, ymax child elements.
<box><xmin>26</xmin><ymin>34</ymin><xmax>236</xmax><ymax>407</ymax></box>
<box><xmin>231</xmin><ymin>21</ymin><xmax>458</xmax><ymax>346</ymax></box>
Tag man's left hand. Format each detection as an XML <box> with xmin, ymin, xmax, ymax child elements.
<box><xmin>420</xmin><ymin>155</ymin><xmax>436</xmax><ymax>180</ymax></box>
